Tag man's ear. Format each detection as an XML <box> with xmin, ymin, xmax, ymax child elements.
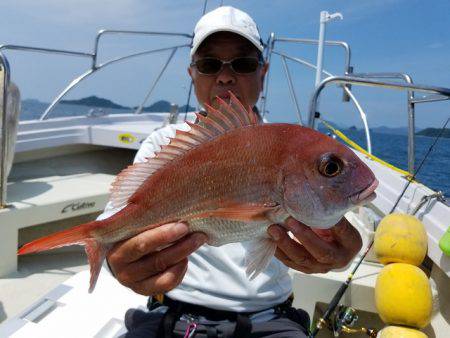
<box><xmin>188</xmin><ymin>66</ymin><xmax>194</xmax><ymax>79</ymax></box>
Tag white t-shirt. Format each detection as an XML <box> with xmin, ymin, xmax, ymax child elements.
<box><xmin>98</xmin><ymin>122</ymin><xmax>292</xmax><ymax>312</ymax></box>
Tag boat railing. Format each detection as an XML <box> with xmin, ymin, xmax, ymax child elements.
<box><xmin>0</xmin><ymin>30</ymin><xmax>192</xmax><ymax>121</ymax></box>
<box><xmin>349</xmin><ymin>73</ymin><xmax>416</xmax><ymax>172</ymax></box>
<box><xmin>263</xmin><ymin>35</ymin><xmax>450</xmax><ymax>175</ymax></box>
<box><xmin>308</xmin><ymin>75</ymin><xmax>450</xmax><ymax>172</ymax></box>
<box><xmin>260</xmin><ymin>33</ymin><xmax>352</xmax><ymax>120</ymax></box>
<box><xmin>0</xmin><ymin>52</ymin><xmax>10</xmax><ymax>208</ymax></box>
<box><xmin>262</xmin><ymin>34</ymin><xmax>378</xmax><ymax>159</ymax></box>
<box><xmin>0</xmin><ymin>29</ymin><xmax>192</xmax><ymax>207</ymax></box>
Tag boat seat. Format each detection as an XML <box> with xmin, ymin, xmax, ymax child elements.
<box><xmin>0</xmin><ymin>171</ymin><xmax>115</xmax><ymax>277</ymax></box>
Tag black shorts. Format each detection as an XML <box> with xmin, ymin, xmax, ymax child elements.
<box><xmin>122</xmin><ymin>306</ymin><xmax>310</xmax><ymax>338</ymax></box>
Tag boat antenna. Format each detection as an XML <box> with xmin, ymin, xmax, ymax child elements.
<box><xmin>310</xmin><ymin>116</ymin><xmax>450</xmax><ymax>338</ymax></box>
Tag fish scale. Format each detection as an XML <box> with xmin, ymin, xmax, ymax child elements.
<box><xmin>188</xmin><ymin>218</ymin><xmax>270</xmax><ymax>246</ymax></box>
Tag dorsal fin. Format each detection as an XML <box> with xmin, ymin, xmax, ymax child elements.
<box><xmin>109</xmin><ymin>91</ymin><xmax>259</xmax><ymax>209</ymax></box>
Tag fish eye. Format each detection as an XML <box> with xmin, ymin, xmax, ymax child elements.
<box><xmin>318</xmin><ymin>154</ymin><xmax>343</xmax><ymax>177</ymax></box>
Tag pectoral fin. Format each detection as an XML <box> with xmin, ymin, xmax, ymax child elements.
<box><xmin>245</xmin><ymin>237</ymin><xmax>277</xmax><ymax>280</ymax></box>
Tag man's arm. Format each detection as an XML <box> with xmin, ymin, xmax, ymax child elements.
<box><xmin>267</xmin><ymin>217</ymin><xmax>362</xmax><ymax>273</ymax></box>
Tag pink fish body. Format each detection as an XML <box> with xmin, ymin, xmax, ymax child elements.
<box><xmin>18</xmin><ymin>93</ymin><xmax>378</xmax><ymax>291</ymax></box>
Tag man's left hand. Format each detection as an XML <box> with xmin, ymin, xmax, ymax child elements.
<box><xmin>267</xmin><ymin>217</ymin><xmax>362</xmax><ymax>273</ymax></box>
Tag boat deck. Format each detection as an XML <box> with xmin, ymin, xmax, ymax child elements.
<box><xmin>0</xmin><ymin>262</ymin><xmax>148</xmax><ymax>338</ymax></box>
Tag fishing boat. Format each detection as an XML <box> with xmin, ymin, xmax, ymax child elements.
<box><xmin>0</xmin><ymin>4</ymin><xmax>449</xmax><ymax>338</ymax></box>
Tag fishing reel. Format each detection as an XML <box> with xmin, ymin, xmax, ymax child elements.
<box><xmin>331</xmin><ymin>305</ymin><xmax>377</xmax><ymax>337</ymax></box>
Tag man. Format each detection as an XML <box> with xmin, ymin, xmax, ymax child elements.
<box><xmin>99</xmin><ymin>6</ymin><xmax>362</xmax><ymax>337</ymax></box>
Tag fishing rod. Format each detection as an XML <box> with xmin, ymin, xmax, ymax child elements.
<box><xmin>309</xmin><ymin>117</ymin><xmax>450</xmax><ymax>338</ymax></box>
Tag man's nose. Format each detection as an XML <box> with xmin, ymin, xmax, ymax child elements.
<box><xmin>216</xmin><ymin>64</ymin><xmax>236</xmax><ymax>85</ymax></box>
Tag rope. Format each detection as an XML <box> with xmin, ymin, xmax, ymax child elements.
<box><xmin>319</xmin><ymin>119</ymin><xmax>414</xmax><ymax>180</ymax></box>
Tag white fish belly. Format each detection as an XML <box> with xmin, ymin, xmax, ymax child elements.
<box><xmin>187</xmin><ymin>218</ymin><xmax>271</xmax><ymax>246</ymax></box>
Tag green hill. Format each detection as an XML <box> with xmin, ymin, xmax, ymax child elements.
<box><xmin>61</xmin><ymin>95</ymin><xmax>128</xmax><ymax>109</ymax></box>
<box><xmin>142</xmin><ymin>100</ymin><xmax>196</xmax><ymax>112</ymax></box>
<box><xmin>416</xmin><ymin>128</ymin><xmax>450</xmax><ymax>138</ymax></box>
<box><xmin>60</xmin><ymin>96</ymin><xmax>196</xmax><ymax>112</ymax></box>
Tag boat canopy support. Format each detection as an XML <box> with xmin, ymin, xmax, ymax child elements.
<box><xmin>0</xmin><ymin>30</ymin><xmax>192</xmax><ymax>207</ymax></box>
<box><xmin>259</xmin><ymin>34</ymin><xmax>352</xmax><ymax>117</ymax></box>
<box><xmin>0</xmin><ymin>52</ymin><xmax>10</xmax><ymax>208</ymax></box>
<box><xmin>269</xmin><ymin>49</ymin><xmax>373</xmax><ymax>155</ymax></box>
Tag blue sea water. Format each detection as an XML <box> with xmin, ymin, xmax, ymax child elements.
<box><xmin>19</xmin><ymin>102</ymin><xmax>450</xmax><ymax>199</ymax></box>
<box><xmin>342</xmin><ymin>130</ymin><xmax>450</xmax><ymax>199</ymax></box>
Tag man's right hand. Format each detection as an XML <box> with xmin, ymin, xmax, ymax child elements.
<box><xmin>106</xmin><ymin>222</ymin><xmax>207</xmax><ymax>295</ymax></box>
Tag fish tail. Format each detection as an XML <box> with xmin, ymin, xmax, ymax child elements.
<box><xmin>18</xmin><ymin>221</ymin><xmax>97</xmax><ymax>255</ymax></box>
<box><xmin>18</xmin><ymin>220</ymin><xmax>107</xmax><ymax>292</ymax></box>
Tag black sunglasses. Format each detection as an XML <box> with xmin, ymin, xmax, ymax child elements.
<box><xmin>190</xmin><ymin>57</ymin><xmax>263</xmax><ymax>75</ymax></box>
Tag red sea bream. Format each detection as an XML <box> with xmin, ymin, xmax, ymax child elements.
<box><xmin>18</xmin><ymin>93</ymin><xmax>378</xmax><ymax>291</ymax></box>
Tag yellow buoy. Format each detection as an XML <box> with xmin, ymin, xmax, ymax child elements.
<box><xmin>375</xmin><ymin>263</ymin><xmax>432</xmax><ymax>328</ymax></box>
<box><xmin>378</xmin><ymin>325</ymin><xmax>428</xmax><ymax>338</ymax></box>
<box><xmin>374</xmin><ymin>213</ymin><xmax>428</xmax><ymax>266</ymax></box>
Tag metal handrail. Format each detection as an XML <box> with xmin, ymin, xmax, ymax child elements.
<box><xmin>0</xmin><ymin>53</ymin><xmax>10</xmax><ymax>208</ymax></box>
<box><xmin>308</xmin><ymin>76</ymin><xmax>450</xmax><ymax>173</ymax></box>
<box><xmin>270</xmin><ymin>51</ymin><xmax>373</xmax><ymax>154</ymax></box>
<box><xmin>280</xmin><ymin>56</ymin><xmax>303</xmax><ymax>125</ymax></box>
<box><xmin>260</xmin><ymin>33</ymin><xmax>275</xmax><ymax>117</ymax></box>
<box><xmin>0</xmin><ymin>30</ymin><xmax>192</xmax><ymax>121</ymax></box>
<box><xmin>40</xmin><ymin>43</ymin><xmax>190</xmax><ymax>120</ymax></box>
<box><xmin>134</xmin><ymin>47</ymin><xmax>179</xmax><ymax>114</ymax></box>
<box><xmin>274</xmin><ymin>37</ymin><xmax>351</xmax><ymax>75</ymax></box>
<box><xmin>309</xmin><ymin>76</ymin><xmax>450</xmax><ymax>126</ymax></box>
<box><xmin>0</xmin><ymin>30</ymin><xmax>193</xmax><ymax>207</ymax></box>
<box><xmin>260</xmin><ymin>35</ymin><xmax>351</xmax><ymax>117</ymax></box>
<box><xmin>92</xmin><ymin>30</ymin><xmax>192</xmax><ymax>69</ymax></box>
<box><xmin>350</xmin><ymin>73</ymin><xmax>416</xmax><ymax>172</ymax></box>
<box><xmin>0</xmin><ymin>44</ymin><xmax>94</xmax><ymax>58</ymax></box>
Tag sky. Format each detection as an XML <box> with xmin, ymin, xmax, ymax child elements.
<box><xmin>0</xmin><ymin>0</ymin><xmax>449</xmax><ymax>128</ymax></box>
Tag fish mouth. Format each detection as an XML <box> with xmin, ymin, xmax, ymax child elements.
<box><xmin>215</xmin><ymin>91</ymin><xmax>239</xmax><ymax>101</ymax></box>
<box><xmin>349</xmin><ymin>179</ymin><xmax>379</xmax><ymax>205</ymax></box>
<box><xmin>217</xmin><ymin>93</ymin><xmax>231</xmax><ymax>99</ymax></box>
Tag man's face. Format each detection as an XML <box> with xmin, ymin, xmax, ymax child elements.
<box><xmin>188</xmin><ymin>32</ymin><xmax>268</xmax><ymax>110</ymax></box>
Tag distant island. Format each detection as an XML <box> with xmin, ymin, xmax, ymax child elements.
<box><xmin>60</xmin><ymin>95</ymin><xmax>195</xmax><ymax>112</ymax></box>
<box><xmin>140</xmin><ymin>100</ymin><xmax>195</xmax><ymax>113</ymax></box>
<box><xmin>416</xmin><ymin>128</ymin><xmax>450</xmax><ymax>138</ymax></box>
<box><xmin>61</xmin><ymin>96</ymin><xmax>127</xmax><ymax>109</ymax></box>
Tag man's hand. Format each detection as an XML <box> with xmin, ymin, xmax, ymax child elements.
<box><xmin>107</xmin><ymin>222</ymin><xmax>207</xmax><ymax>295</ymax></box>
<box><xmin>267</xmin><ymin>217</ymin><xmax>362</xmax><ymax>274</ymax></box>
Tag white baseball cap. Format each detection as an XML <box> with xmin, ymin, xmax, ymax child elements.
<box><xmin>191</xmin><ymin>6</ymin><xmax>264</xmax><ymax>57</ymax></box>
